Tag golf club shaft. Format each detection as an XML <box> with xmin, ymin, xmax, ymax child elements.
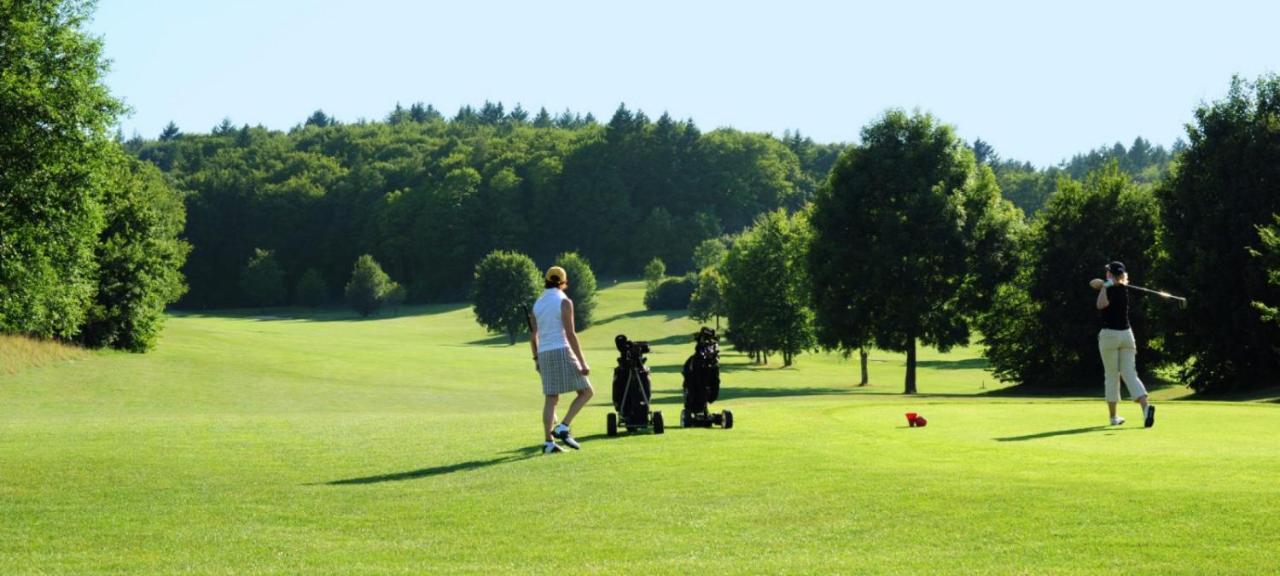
<box><xmin>1126</xmin><ymin>283</ymin><xmax>1187</xmax><ymax>302</ymax></box>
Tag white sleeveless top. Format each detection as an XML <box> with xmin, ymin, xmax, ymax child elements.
<box><xmin>533</xmin><ymin>288</ymin><xmax>570</xmax><ymax>352</ymax></box>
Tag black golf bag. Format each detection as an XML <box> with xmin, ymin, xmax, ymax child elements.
<box><xmin>607</xmin><ymin>334</ymin><xmax>664</xmax><ymax>436</ymax></box>
<box><xmin>680</xmin><ymin>327</ymin><xmax>733</xmax><ymax>429</ymax></box>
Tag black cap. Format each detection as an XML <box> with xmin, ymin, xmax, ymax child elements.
<box><xmin>1106</xmin><ymin>261</ymin><xmax>1126</xmax><ymax>275</ymax></box>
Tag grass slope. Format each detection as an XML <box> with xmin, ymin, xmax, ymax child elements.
<box><xmin>1</xmin><ymin>282</ymin><xmax>1276</xmax><ymax>574</ymax></box>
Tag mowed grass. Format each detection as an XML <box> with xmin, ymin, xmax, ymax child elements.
<box><xmin>1</xmin><ymin>281</ymin><xmax>1277</xmax><ymax>574</ymax></box>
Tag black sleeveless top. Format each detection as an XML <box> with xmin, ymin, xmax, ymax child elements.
<box><xmin>1099</xmin><ymin>284</ymin><xmax>1130</xmax><ymax>330</ymax></box>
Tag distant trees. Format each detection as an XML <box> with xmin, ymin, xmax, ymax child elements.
<box><xmin>295</xmin><ymin>269</ymin><xmax>328</xmax><ymax>307</ymax></box>
<box><xmin>1254</xmin><ymin>215</ymin><xmax>1280</xmax><ymax>327</ymax></box>
<box><xmin>556</xmin><ymin>251</ymin><xmax>597</xmax><ymax>329</ymax></box>
<box><xmin>472</xmin><ymin>251</ymin><xmax>540</xmax><ymax>344</ymax></box>
<box><xmin>722</xmin><ymin>210</ymin><xmax>814</xmax><ymax>366</ymax></box>
<box><xmin>345</xmin><ymin>255</ymin><xmax>400</xmax><ymax>317</ymax></box>
<box><xmin>240</xmin><ymin>249</ymin><xmax>286</xmax><ymax>307</ymax></box>
<box><xmin>1</xmin><ymin>0</ymin><xmax>186</xmax><ymax>351</ymax></box>
<box><xmin>131</xmin><ymin>102</ymin><xmax>829</xmax><ymax>308</ymax></box>
<box><xmin>1155</xmin><ymin>75</ymin><xmax>1280</xmax><ymax>393</ymax></box>
<box><xmin>980</xmin><ymin>164</ymin><xmax>1159</xmax><ymax>389</ymax></box>
<box><xmin>809</xmin><ymin>111</ymin><xmax>1020</xmax><ymax>393</ymax></box>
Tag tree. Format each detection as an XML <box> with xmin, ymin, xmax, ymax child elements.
<box><xmin>809</xmin><ymin>110</ymin><xmax>987</xmax><ymax>393</ymax></box>
<box><xmin>689</xmin><ymin>268</ymin><xmax>726</xmax><ymax>330</ymax></box>
<box><xmin>692</xmin><ymin>238</ymin><xmax>728</xmax><ymax>271</ymax></box>
<box><xmin>1</xmin><ymin>0</ymin><xmax>126</xmax><ymax>339</ymax></box>
<box><xmin>1155</xmin><ymin>75</ymin><xmax>1280</xmax><ymax>392</ymax></box>
<box><xmin>76</xmin><ymin>154</ymin><xmax>189</xmax><ymax>351</ymax></box>
<box><xmin>644</xmin><ymin>258</ymin><xmax>666</xmax><ymax>288</ymax></box>
<box><xmin>345</xmin><ymin>254</ymin><xmax>394</xmax><ymax>317</ymax></box>
<box><xmin>556</xmin><ymin>252</ymin><xmax>597</xmax><ymax>329</ymax></box>
<box><xmin>295</xmin><ymin>268</ymin><xmax>329</xmax><ymax>307</ymax></box>
<box><xmin>980</xmin><ymin>164</ymin><xmax>1160</xmax><ymax>389</ymax></box>
<box><xmin>240</xmin><ymin>249</ymin><xmax>286</xmax><ymax>307</ymax></box>
<box><xmin>472</xmin><ymin>251</ymin><xmax>540</xmax><ymax>344</ymax></box>
<box><xmin>1252</xmin><ymin>215</ymin><xmax>1279</xmax><ymax>327</ymax></box>
<box><xmin>159</xmin><ymin>121</ymin><xmax>181</xmax><ymax>141</ymax></box>
<box><xmin>721</xmin><ymin>210</ymin><xmax>814</xmax><ymax>366</ymax></box>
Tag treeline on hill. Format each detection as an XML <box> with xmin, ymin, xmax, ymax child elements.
<box><xmin>1</xmin><ymin>1</ymin><xmax>188</xmax><ymax>352</ymax></box>
<box><xmin>127</xmin><ymin>102</ymin><xmax>844</xmax><ymax>308</ymax></box>
<box><xmin>979</xmin><ymin>136</ymin><xmax>1181</xmax><ymax>215</ymax></box>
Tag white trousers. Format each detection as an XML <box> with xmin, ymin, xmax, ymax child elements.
<box><xmin>1098</xmin><ymin>328</ymin><xmax>1147</xmax><ymax>402</ymax></box>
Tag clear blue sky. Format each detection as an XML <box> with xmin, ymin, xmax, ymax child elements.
<box><xmin>90</xmin><ymin>0</ymin><xmax>1278</xmax><ymax>167</ymax></box>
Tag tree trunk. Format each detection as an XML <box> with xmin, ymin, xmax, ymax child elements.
<box><xmin>508</xmin><ymin>330</ymin><xmax>517</xmax><ymax>345</ymax></box>
<box><xmin>904</xmin><ymin>338</ymin><xmax>917</xmax><ymax>394</ymax></box>
<box><xmin>715</xmin><ymin>315</ymin><xmax>720</xmax><ymax>331</ymax></box>
<box><xmin>859</xmin><ymin>347</ymin><xmax>869</xmax><ymax>386</ymax></box>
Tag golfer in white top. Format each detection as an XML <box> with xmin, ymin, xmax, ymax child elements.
<box><xmin>529</xmin><ymin>266</ymin><xmax>594</xmax><ymax>453</ymax></box>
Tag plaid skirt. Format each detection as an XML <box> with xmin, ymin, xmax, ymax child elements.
<box><xmin>538</xmin><ymin>347</ymin><xmax>591</xmax><ymax>395</ymax></box>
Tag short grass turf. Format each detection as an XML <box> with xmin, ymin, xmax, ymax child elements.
<box><xmin>1</xmin><ymin>281</ymin><xmax>1277</xmax><ymax>575</ymax></box>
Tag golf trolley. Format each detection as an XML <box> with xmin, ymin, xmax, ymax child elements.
<box><xmin>607</xmin><ymin>334</ymin><xmax>664</xmax><ymax>436</ymax></box>
<box><xmin>680</xmin><ymin>327</ymin><xmax>733</xmax><ymax>429</ymax></box>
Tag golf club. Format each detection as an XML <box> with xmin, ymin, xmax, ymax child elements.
<box><xmin>1124</xmin><ymin>283</ymin><xmax>1187</xmax><ymax>303</ymax></box>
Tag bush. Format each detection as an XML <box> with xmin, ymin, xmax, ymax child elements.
<box><xmin>345</xmin><ymin>255</ymin><xmax>393</xmax><ymax>317</ymax></box>
<box><xmin>644</xmin><ymin>275</ymin><xmax>696</xmax><ymax>310</ymax></box>
<box><xmin>295</xmin><ymin>269</ymin><xmax>328</xmax><ymax>307</ymax></box>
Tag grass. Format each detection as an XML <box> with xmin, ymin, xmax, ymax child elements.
<box><xmin>0</xmin><ymin>334</ymin><xmax>87</xmax><ymax>375</ymax></box>
<box><xmin>2</xmin><ymin>281</ymin><xmax>1277</xmax><ymax>574</ymax></box>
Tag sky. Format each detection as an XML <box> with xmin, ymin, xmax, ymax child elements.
<box><xmin>89</xmin><ymin>0</ymin><xmax>1278</xmax><ymax>167</ymax></box>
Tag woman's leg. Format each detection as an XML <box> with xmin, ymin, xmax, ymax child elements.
<box><xmin>1099</xmin><ymin>331</ymin><xmax>1122</xmax><ymax>418</ymax></box>
<box><xmin>543</xmin><ymin>394</ymin><xmax>559</xmax><ymax>442</ymax></box>
<box><xmin>1118</xmin><ymin>331</ymin><xmax>1149</xmax><ymax>415</ymax></box>
<box><xmin>561</xmin><ymin>385</ymin><xmax>594</xmax><ymax>428</ymax></box>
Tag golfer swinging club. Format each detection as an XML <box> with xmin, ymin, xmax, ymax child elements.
<box><xmin>1090</xmin><ymin>261</ymin><xmax>1155</xmax><ymax>428</ymax></box>
<box><xmin>529</xmin><ymin>266</ymin><xmax>594</xmax><ymax>453</ymax></box>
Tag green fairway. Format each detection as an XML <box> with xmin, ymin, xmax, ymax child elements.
<box><xmin>2</xmin><ymin>281</ymin><xmax>1277</xmax><ymax>575</ymax></box>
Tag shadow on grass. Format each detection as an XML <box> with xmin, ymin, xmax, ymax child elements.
<box><xmin>915</xmin><ymin>357</ymin><xmax>989</xmax><ymax>370</ymax></box>
<box><xmin>173</xmin><ymin>303</ymin><xmax>469</xmax><ymax>323</ymax></box>
<box><xmin>994</xmin><ymin>425</ymin><xmax>1136</xmax><ymax>442</ymax></box>
<box><xmin>321</xmin><ymin>434</ymin><xmax>623</xmax><ymax>485</ymax></box>
<box><xmin>650</xmin><ymin>386</ymin><xmax>854</xmax><ymax>405</ymax></box>
<box><xmin>594</xmin><ymin>309</ymin><xmax>687</xmax><ymax>325</ymax></box>
<box><xmin>464</xmin><ymin>333</ymin><xmax>519</xmax><ymax>346</ymax></box>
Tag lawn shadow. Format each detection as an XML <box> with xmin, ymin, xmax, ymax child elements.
<box><xmin>650</xmin><ymin>386</ymin><xmax>854</xmax><ymax>405</ymax></box>
<box><xmin>915</xmin><ymin>357</ymin><xmax>989</xmax><ymax>370</ymax></box>
<box><xmin>994</xmin><ymin>425</ymin><xmax>1136</xmax><ymax>442</ymax></box>
<box><xmin>174</xmin><ymin>303</ymin><xmax>469</xmax><ymax>323</ymax></box>
<box><xmin>594</xmin><ymin>309</ymin><xmax>687</xmax><ymax>325</ymax></box>
<box><xmin>464</xmin><ymin>333</ymin><xmax>520</xmax><ymax>346</ymax></box>
<box><xmin>320</xmin><ymin>433</ymin><xmax>627</xmax><ymax>485</ymax></box>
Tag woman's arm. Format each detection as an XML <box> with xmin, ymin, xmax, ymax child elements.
<box><xmin>528</xmin><ymin>315</ymin><xmax>540</xmax><ymax>371</ymax></box>
<box><xmin>562</xmin><ymin>299</ymin><xmax>590</xmax><ymax>375</ymax></box>
<box><xmin>1096</xmin><ymin>283</ymin><xmax>1110</xmax><ymax>310</ymax></box>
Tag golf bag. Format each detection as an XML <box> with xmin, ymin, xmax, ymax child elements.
<box><xmin>680</xmin><ymin>327</ymin><xmax>733</xmax><ymax>429</ymax></box>
<box><xmin>608</xmin><ymin>334</ymin><xmax>664</xmax><ymax>436</ymax></box>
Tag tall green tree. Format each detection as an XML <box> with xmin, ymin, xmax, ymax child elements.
<box><xmin>1</xmin><ymin>0</ymin><xmax>125</xmax><ymax>338</ymax></box>
<box><xmin>809</xmin><ymin>110</ymin><xmax>998</xmax><ymax>393</ymax></box>
<box><xmin>689</xmin><ymin>266</ymin><xmax>726</xmax><ymax>330</ymax></box>
<box><xmin>1252</xmin><ymin>215</ymin><xmax>1280</xmax><ymax>326</ymax></box>
<box><xmin>77</xmin><ymin>154</ymin><xmax>189</xmax><ymax>351</ymax></box>
<box><xmin>721</xmin><ymin>210</ymin><xmax>814</xmax><ymax>366</ymax></box>
<box><xmin>981</xmin><ymin>164</ymin><xmax>1160</xmax><ymax>389</ymax></box>
<box><xmin>472</xmin><ymin>251</ymin><xmax>540</xmax><ymax>344</ymax></box>
<box><xmin>555</xmin><ymin>251</ymin><xmax>597</xmax><ymax>329</ymax></box>
<box><xmin>1156</xmin><ymin>75</ymin><xmax>1280</xmax><ymax>392</ymax></box>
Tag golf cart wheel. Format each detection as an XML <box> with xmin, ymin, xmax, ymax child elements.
<box><xmin>653</xmin><ymin>411</ymin><xmax>665</xmax><ymax>434</ymax></box>
<box><xmin>723</xmin><ymin>409</ymin><xmax>734</xmax><ymax>429</ymax></box>
<box><xmin>680</xmin><ymin>409</ymin><xmax>688</xmax><ymax>428</ymax></box>
<box><xmin>607</xmin><ymin>413</ymin><xmax>618</xmax><ymax>437</ymax></box>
